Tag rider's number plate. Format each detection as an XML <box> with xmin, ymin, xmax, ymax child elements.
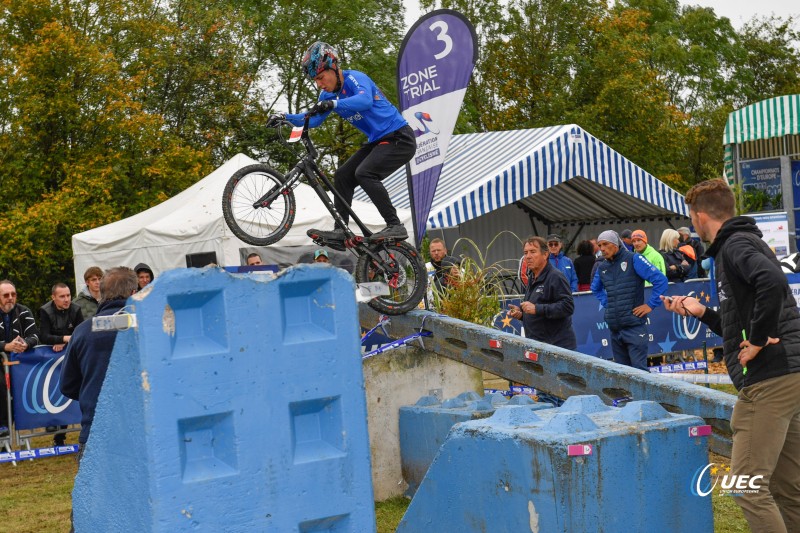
<box><xmin>356</xmin><ymin>283</ymin><xmax>391</xmax><ymax>302</ymax></box>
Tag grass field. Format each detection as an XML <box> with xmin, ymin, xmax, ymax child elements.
<box><xmin>1</xmin><ymin>436</ymin><xmax>750</xmax><ymax>532</ymax></box>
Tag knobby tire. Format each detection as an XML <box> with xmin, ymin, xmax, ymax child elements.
<box><xmin>222</xmin><ymin>164</ymin><xmax>296</xmax><ymax>246</ymax></box>
<box><xmin>355</xmin><ymin>241</ymin><xmax>427</xmax><ymax>315</ymax></box>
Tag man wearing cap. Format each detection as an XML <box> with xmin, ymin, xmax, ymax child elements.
<box><xmin>630</xmin><ymin>230</ymin><xmax>666</xmax><ymax>279</ymax></box>
<box><xmin>591</xmin><ymin>230</ymin><xmax>669</xmax><ymax>370</ymax></box>
<box><xmin>546</xmin><ymin>234</ymin><xmax>578</xmax><ymax>293</ymax></box>
<box><xmin>314</xmin><ymin>249</ymin><xmax>330</xmax><ymax>263</ymax></box>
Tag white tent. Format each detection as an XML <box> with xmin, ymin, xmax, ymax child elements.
<box><xmin>72</xmin><ymin>154</ymin><xmax>412</xmax><ymax>280</ymax></box>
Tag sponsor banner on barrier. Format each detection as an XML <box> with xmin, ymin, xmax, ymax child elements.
<box><xmin>494</xmin><ymin>279</ymin><xmax>722</xmax><ymax>358</ymax></box>
<box><xmin>0</xmin><ymin>444</ymin><xmax>79</xmax><ymax>463</ymax></box>
<box><xmin>649</xmin><ymin>361</ymin><xmax>708</xmax><ymax>373</ymax></box>
<box><xmin>9</xmin><ymin>346</ymin><xmax>82</xmax><ymax>430</ymax></box>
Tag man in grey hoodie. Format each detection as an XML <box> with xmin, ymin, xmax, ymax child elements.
<box><xmin>134</xmin><ymin>263</ymin><xmax>155</xmax><ymax>291</ymax></box>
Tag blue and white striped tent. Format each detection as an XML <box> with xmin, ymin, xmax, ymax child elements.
<box><xmin>358</xmin><ymin>125</ymin><xmax>689</xmax><ymax>230</ymax></box>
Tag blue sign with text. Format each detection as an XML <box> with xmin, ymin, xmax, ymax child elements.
<box><xmin>741</xmin><ymin>158</ymin><xmax>782</xmax><ymax>197</ymax></box>
<box><xmin>494</xmin><ymin>280</ymin><xmax>722</xmax><ymax>358</ymax></box>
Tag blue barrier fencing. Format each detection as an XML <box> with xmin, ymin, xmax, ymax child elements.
<box><xmin>494</xmin><ymin>278</ymin><xmax>722</xmax><ymax>358</ymax></box>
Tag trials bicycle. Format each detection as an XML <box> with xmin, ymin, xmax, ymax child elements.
<box><xmin>221</xmin><ymin>114</ymin><xmax>426</xmax><ymax>315</ymax></box>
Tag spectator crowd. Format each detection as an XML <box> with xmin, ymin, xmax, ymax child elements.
<box><xmin>0</xmin><ymin>263</ymin><xmax>154</xmax><ymax>446</ymax></box>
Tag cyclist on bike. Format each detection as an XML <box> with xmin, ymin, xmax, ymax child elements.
<box><xmin>274</xmin><ymin>41</ymin><xmax>416</xmax><ymax>243</ymax></box>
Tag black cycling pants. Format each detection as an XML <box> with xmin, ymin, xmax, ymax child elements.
<box><xmin>333</xmin><ymin>125</ymin><xmax>416</xmax><ymax>226</ymax></box>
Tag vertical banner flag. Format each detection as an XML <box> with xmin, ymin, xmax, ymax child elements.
<box><xmin>398</xmin><ymin>10</ymin><xmax>478</xmax><ymax>245</ymax></box>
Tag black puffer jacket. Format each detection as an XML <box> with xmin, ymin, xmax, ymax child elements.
<box><xmin>661</xmin><ymin>248</ymin><xmax>689</xmax><ymax>282</ymax></box>
<box><xmin>39</xmin><ymin>301</ymin><xmax>84</xmax><ymax>345</ymax></box>
<box><xmin>700</xmin><ymin>216</ymin><xmax>800</xmax><ymax>390</ymax></box>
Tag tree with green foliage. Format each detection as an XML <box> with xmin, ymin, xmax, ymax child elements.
<box><xmin>0</xmin><ymin>0</ymin><xmax>408</xmax><ymax>305</ymax></box>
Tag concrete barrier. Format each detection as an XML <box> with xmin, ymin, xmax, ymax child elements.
<box><xmin>397</xmin><ymin>395</ymin><xmax>713</xmax><ymax>532</ymax></box>
<box><xmin>362</xmin><ymin>346</ymin><xmax>482</xmax><ymax>500</ymax></box>
<box><xmin>359</xmin><ymin>306</ymin><xmax>736</xmax><ymax>457</ymax></box>
<box><xmin>399</xmin><ymin>392</ymin><xmax>554</xmax><ymax>496</ymax></box>
<box><xmin>73</xmin><ymin>266</ymin><xmax>375</xmax><ymax>532</ymax></box>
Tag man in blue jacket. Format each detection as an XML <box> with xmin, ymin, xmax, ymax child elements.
<box><xmin>280</xmin><ymin>41</ymin><xmax>416</xmax><ymax>243</ymax></box>
<box><xmin>591</xmin><ymin>230</ymin><xmax>669</xmax><ymax>370</ymax></box>
<box><xmin>60</xmin><ymin>267</ymin><xmax>138</xmax><ymax>450</ymax></box>
<box><xmin>546</xmin><ymin>234</ymin><xmax>578</xmax><ymax>293</ymax></box>
<box><xmin>508</xmin><ymin>236</ymin><xmax>576</xmax><ymax>349</ymax></box>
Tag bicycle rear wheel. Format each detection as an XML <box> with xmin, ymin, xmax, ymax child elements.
<box><xmin>222</xmin><ymin>164</ymin><xmax>296</xmax><ymax>246</ymax></box>
<box><xmin>355</xmin><ymin>241</ymin><xmax>427</xmax><ymax>315</ymax></box>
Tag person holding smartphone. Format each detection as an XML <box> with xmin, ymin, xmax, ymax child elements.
<box><xmin>508</xmin><ymin>236</ymin><xmax>576</xmax><ymax>350</ymax></box>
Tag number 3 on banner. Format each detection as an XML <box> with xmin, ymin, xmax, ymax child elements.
<box><xmin>429</xmin><ymin>21</ymin><xmax>453</xmax><ymax>59</ymax></box>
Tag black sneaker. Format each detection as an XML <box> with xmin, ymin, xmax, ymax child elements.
<box><xmin>307</xmin><ymin>227</ymin><xmax>346</xmax><ymax>241</ymax></box>
<box><xmin>53</xmin><ymin>435</ymin><xmax>66</xmax><ymax>447</ymax></box>
<box><xmin>370</xmin><ymin>224</ymin><xmax>408</xmax><ymax>241</ymax></box>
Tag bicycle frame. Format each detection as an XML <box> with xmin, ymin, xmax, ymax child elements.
<box><xmin>254</xmin><ymin>115</ymin><xmax>373</xmax><ymax>239</ymax></box>
<box><xmin>252</xmin><ymin>115</ymin><xmax>406</xmax><ymax>282</ymax></box>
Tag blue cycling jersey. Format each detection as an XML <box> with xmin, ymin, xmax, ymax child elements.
<box><xmin>285</xmin><ymin>70</ymin><xmax>408</xmax><ymax>143</ymax></box>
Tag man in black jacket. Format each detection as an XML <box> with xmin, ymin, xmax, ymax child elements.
<box><xmin>39</xmin><ymin>283</ymin><xmax>84</xmax><ymax>352</ymax></box>
<box><xmin>39</xmin><ymin>282</ymin><xmax>84</xmax><ymax>446</ymax></box>
<box><xmin>0</xmin><ymin>280</ymin><xmax>39</xmax><ymax>431</ymax></box>
<box><xmin>428</xmin><ymin>238</ymin><xmax>461</xmax><ymax>293</ymax></box>
<box><xmin>663</xmin><ymin>179</ymin><xmax>800</xmax><ymax>532</ymax></box>
<box><xmin>508</xmin><ymin>236</ymin><xmax>576</xmax><ymax>350</ymax></box>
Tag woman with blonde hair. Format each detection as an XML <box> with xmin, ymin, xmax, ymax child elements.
<box><xmin>659</xmin><ymin>229</ymin><xmax>690</xmax><ymax>282</ymax></box>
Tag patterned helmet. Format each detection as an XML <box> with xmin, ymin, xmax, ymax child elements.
<box><xmin>301</xmin><ymin>41</ymin><xmax>339</xmax><ymax>80</ymax></box>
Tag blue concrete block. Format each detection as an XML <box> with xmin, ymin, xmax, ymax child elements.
<box><xmin>72</xmin><ymin>266</ymin><xmax>375</xmax><ymax>533</ymax></box>
<box><xmin>399</xmin><ymin>392</ymin><xmax>554</xmax><ymax>497</ymax></box>
<box><xmin>398</xmin><ymin>395</ymin><xmax>713</xmax><ymax>532</ymax></box>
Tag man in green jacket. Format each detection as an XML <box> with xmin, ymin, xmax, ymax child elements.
<box><xmin>631</xmin><ymin>229</ymin><xmax>666</xmax><ymax>285</ymax></box>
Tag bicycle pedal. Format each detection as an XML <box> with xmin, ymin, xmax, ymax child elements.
<box><xmin>310</xmin><ymin>236</ymin><xmax>346</xmax><ymax>252</ymax></box>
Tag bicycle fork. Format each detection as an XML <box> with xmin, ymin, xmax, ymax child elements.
<box><xmin>252</xmin><ymin>169</ymin><xmax>303</xmax><ymax>209</ymax></box>
<box><xmin>360</xmin><ymin>244</ymin><xmax>402</xmax><ymax>289</ymax></box>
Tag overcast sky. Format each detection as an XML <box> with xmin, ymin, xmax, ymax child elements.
<box><xmin>403</xmin><ymin>0</ymin><xmax>799</xmax><ymax>31</ymax></box>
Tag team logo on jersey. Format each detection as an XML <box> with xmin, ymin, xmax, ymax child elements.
<box><xmin>621</xmin><ymin>261</ymin><xmax>628</xmax><ymax>272</ymax></box>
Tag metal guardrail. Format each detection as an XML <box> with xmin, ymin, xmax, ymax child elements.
<box><xmin>360</xmin><ymin>305</ymin><xmax>736</xmax><ymax>456</ymax></box>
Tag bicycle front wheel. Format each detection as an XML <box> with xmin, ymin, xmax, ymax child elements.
<box><xmin>355</xmin><ymin>241</ymin><xmax>427</xmax><ymax>315</ymax></box>
<box><xmin>222</xmin><ymin>164</ymin><xmax>296</xmax><ymax>246</ymax></box>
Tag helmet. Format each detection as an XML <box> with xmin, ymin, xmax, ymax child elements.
<box><xmin>301</xmin><ymin>41</ymin><xmax>339</xmax><ymax>80</ymax></box>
